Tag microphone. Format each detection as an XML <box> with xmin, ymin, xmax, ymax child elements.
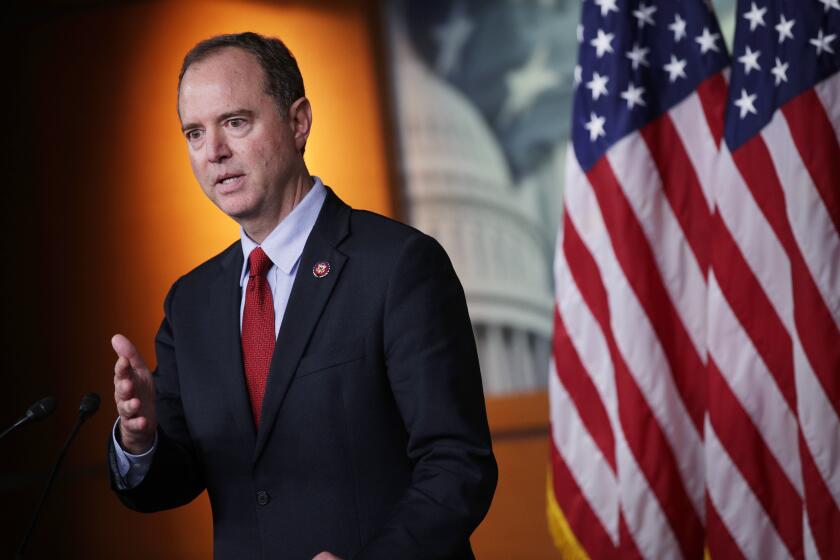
<box><xmin>79</xmin><ymin>392</ymin><xmax>100</xmax><ymax>421</ymax></box>
<box><xmin>16</xmin><ymin>392</ymin><xmax>100</xmax><ymax>559</ymax></box>
<box><xmin>0</xmin><ymin>396</ymin><xmax>57</xmax><ymax>442</ymax></box>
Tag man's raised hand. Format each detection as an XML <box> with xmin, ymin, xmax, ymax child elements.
<box><xmin>112</xmin><ymin>334</ymin><xmax>157</xmax><ymax>454</ymax></box>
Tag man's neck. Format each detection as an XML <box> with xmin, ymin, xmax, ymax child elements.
<box><xmin>242</xmin><ymin>174</ymin><xmax>315</xmax><ymax>244</ymax></box>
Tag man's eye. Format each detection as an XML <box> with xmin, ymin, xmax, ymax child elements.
<box><xmin>186</xmin><ymin>130</ymin><xmax>203</xmax><ymax>141</ymax></box>
<box><xmin>228</xmin><ymin>118</ymin><xmax>245</xmax><ymax>128</ymax></box>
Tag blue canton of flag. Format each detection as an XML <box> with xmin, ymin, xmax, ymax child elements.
<box><xmin>726</xmin><ymin>0</ymin><xmax>840</xmax><ymax>148</ymax></box>
<box><xmin>573</xmin><ymin>0</ymin><xmax>729</xmax><ymax>170</ymax></box>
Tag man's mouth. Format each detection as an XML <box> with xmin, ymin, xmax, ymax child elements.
<box><xmin>215</xmin><ymin>174</ymin><xmax>245</xmax><ymax>193</ymax></box>
<box><xmin>216</xmin><ymin>173</ymin><xmax>244</xmax><ymax>185</ymax></box>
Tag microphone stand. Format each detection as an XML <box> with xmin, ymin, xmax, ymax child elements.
<box><xmin>0</xmin><ymin>420</ymin><xmax>25</xmax><ymax>441</ymax></box>
<box><xmin>16</xmin><ymin>393</ymin><xmax>99</xmax><ymax>559</ymax></box>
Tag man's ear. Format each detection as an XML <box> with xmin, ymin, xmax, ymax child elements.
<box><xmin>288</xmin><ymin>97</ymin><xmax>312</xmax><ymax>154</ymax></box>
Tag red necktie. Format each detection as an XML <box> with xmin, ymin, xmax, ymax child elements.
<box><xmin>242</xmin><ymin>247</ymin><xmax>275</xmax><ymax>427</ymax></box>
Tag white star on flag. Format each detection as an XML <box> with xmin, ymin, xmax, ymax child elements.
<box><xmin>664</xmin><ymin>55</ymin><xmax>688</xmax><ymax>82</ymax></box>
<box><xmin>734</xmin><ymin>88</ymin><xmax>758</xmax><ymax>118</ymax></box>
<box><xmin>770</xmin><ymin>57</ymin><xmax>789</xmax><ymax>85</ymax></box>
<box><xmin>810</xmin><ymin>28</ymin><xmax>837</xmax><ymax>55</ymax></box>
<box><xmin>577</xmin><ymin>24</ymin><xmax>584</xmax><ymax>43</ymax></box>
<box><xmin>594</xmin><ymin>0</ymin><xmax>619</xmax><ymax>17</ymax></box>
<box><xmin>696</xmin><ymin>27</ymin><xmax>721</xmax><ymax>53</ymax></box>
<box><xmin>669</xmin><ymin>14</ymin><xmax>688</xmax><ymax>42</ymax></box>
<box><xmin>586</xmin><ymin>71</ymin><xmax>609</xmax><ymax>100</ymax></box>
<box><xmin>817</xmin><ymin>0</ymin><xmax>840</xmax><ymax>12</ymax></box>
<box><xmin>743</xmin><ymin>2</ymin><xmax>767</xmax><ymax>31</ymax></box>
<box><xmin>633</xmin><ymin>3</ymin><xmax>657</xmax><ymax>28</ymax></box>
<box><xmin>584</xmin><ymin>112</ymin><xmax>606</xmax><ymax>141</ymax></box>
<box><xmin>573</xmin><ymin>65</ymin><xmax>582</xmax><ymax>87</ymax></box>
<box><xmin>620</xmin><ymin>83</ymin><xmax>646</xmax><ymax>109</ymax></box>
<box><xmin>626</xmin><ymin>43</ymin><xmax>650</xmax><ymax>69</ymax></box>
<box><xmin>775</xmin><ymin>15</ymin><xmax>795</xmax><ymax>44</ymax></box>
<box><xmin>738</xmin><ymin>46</ymin><xmax>762</xmax><ymax>75</ymax></box>
<box><xmin>591</xmin><ymin>29</ymin><xmax>615</xmax><ymax>58</ymax></box>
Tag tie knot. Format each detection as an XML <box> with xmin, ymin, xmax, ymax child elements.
<box><xmin>248</xmin><ymin>247</ymin><xmax>273</xmax><ymax>278</ymax></box>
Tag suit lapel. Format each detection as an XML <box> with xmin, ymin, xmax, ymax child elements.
<box><xmin>208</xmin><ymin>244</ymin><xmax>257</xmax><ymax>449</ymax></box>
<box><xmin>253</xmin><ymin>188</ymin><xmax>350</xmax><ymax>463</ymax></box>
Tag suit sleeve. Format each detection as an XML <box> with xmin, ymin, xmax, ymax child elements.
<box><xmin>108</xmin><ymin>278</ymin><xmax>207</xmax><ymax>512</ymax></box>
<box><xmin>357</xmin><ymin>234</ymin><xmax>498</xmax><ymax>559</ymax></box>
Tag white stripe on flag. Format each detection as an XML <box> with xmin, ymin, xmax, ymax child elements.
<box><xmin>549</xmin><ymin>362</ymin><xmax>620</xmax><ymax>543</ymax></box>
<box><xmin>705</xmin><ymin>418</ymin><xmax>794</xmax><ymax>560</ymax></box>
<box><xmin>669</xmin><ymin>92</ymin><xmax>718</xmax><ymax>211</ymax></box>
<box><xmin>554</xmin><ymin>239</ymin><xmax>621</xmax><ymax>436</ymax></box>
<box><xmin>606</xmin><ymin>133</ymin><xmax>708</xmax><ymax>360</ymax></box>
<box><xmin>803</xmin><ymin>511</ymin><xmax>819</xmax><ymax>560</ymax></box>
<box><xmin>714</xmin><ymin>148</ymin><xmax>794</xmax><ymax>332</ymax></box>
<box><xmin>794</xmin><ymin>337</ymin><xmax>840</xmax><ymax>510</ymax></box>
<box><xmin>616</xmin><ymin>429</ymin><xmax>682</xmax><ymax>560</ymax></box>
<box><xmin>707</xmin><ymin>272</ymin><xmax>803</xmax><ymax>496</ymax></box>
<box><xmin>763</xmin><ymin>110</ymin><xmax>840</xmax><ymax>330</ymax></box>
<box><xmin>815</xmin><ymin>72</ymin><xmax>840</xmax><ymax>149</ymax></box>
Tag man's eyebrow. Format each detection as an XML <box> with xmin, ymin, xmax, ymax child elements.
<box><xmin>218</xmin><ymin>109</ymin><xmax>254</xmax><ymax>122</ymax></box>
<box><xmin>181</xmin><ymin>110</ymin><xmax>254</xmax><ymax>133</ymax></box>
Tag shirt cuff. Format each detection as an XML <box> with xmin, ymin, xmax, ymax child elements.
<box><xmin>111</xmin><ymin>417</ymin><xmax>157</xmax><ymax>489</ymax></box>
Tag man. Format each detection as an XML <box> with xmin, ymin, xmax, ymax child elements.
<box><xmin>108</xmin><ymin>32</ymin><xmax>497</xmax><ymax>560</ymax></box>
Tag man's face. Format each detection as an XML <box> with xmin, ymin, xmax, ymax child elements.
<box><xmin>178</xmin><ymin>48</ymin><xmax>305</xmax><ymax>225</ymax></box>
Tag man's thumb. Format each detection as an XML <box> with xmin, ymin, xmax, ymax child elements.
<box><xmin>111</xmin><ymin>334</ymin><xmax>149</xmax><ymax>372</ymax></box>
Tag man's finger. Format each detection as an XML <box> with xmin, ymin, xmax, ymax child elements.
<box><xmin>116</xmin><ymin>400</ymin><xmax>134</xmax><ymax>419</ymax></box>
<box><xmin>121</xmin><ymin>416</ymin><xmax>149</xmax><ymax>433</ymax></box>
<box><xmin>114</xmin><ymin>378</ymin><xmax>135</xmax><ymax>401</ymax></box>
<box><xmin>114</xmin><ymin>356</ymin><xmax>134</xmax><ymax>381</ymax></box>
<box><xmin>117</xmin><ymin>397</ymin><xmax>142</xmax><ymax>418</ymax></box>
<box><xmin>111</xmin><ymin>334</ymin><xmax>151</xmax><ymax>373</ymax></box>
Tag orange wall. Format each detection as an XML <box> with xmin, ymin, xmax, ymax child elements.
<box><xmin>2</xmin><ymin>2</ymin><xmax>559</xmax><ymax>558</ymax></box>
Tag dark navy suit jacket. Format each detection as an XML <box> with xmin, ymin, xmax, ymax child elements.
<box><xmin>109</xmin><ymin>188</ymin><xmax>497</xmax><ymax>559</ymax></box>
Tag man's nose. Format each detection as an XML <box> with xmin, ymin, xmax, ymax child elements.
<box><xmin>206</xmin><ymin>129</ymin><xmax>232</xmax><ymax>163</ymax></box>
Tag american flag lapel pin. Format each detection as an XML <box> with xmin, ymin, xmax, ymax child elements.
<box><xmin>312</xmin><ymin>261</ymin><xmax>330</xmax><ymax>278</ymax></box>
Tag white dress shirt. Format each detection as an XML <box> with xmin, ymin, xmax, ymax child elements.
<box><xmin>112</xmin><ymin>178</ymin><xmax>328</xmax><ymax>488</ymax></box>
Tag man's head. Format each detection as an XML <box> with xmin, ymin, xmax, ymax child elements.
<box><xmin>177</xmin><ymin>32</ymin><xmax>313</xmax><ymax>238</ymax></box>
<box><xmin>178</xmin><ymin>32</ymin><xmax>305</xmax><ymax>123</ymax></box>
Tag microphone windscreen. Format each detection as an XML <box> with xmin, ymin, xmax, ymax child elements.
<box><xmin>27</xmin><ymin>396</ymin><xmax>57</xmax><ymax>421</ymax></box>
<box><xmin>79</xmin><ymin>393</ymin><xmax>101</xmax><ymax>419</ymax></box>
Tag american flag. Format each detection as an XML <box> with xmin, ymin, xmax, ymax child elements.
<box><xmin>549</xmin><ymin>0</ymin><xmax>840</xmax><ymax>558</ymax></box>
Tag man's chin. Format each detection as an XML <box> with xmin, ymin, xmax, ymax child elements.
<box><xmin>214</xmin><ymin>200</ymin><xmax>256</xmax><ymax>222</ymax></box>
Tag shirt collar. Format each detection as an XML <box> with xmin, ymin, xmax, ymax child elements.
<box><xmin>239</xmin><ymin>177</ymin><xmax>328</xmax><ymax>286</ymax></box>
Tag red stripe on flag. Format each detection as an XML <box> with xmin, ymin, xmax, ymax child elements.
<box><xmin>732</xmin><ymin>138</ymin><xmax>840</xmax><ymax>418</ymax></box>
<box><xmin>640</xmin><ymin>114</ymin><xmax>712</xmax><ymax>272</ymax></box>
<box><xmin>553</xmin><ymin>304</ymin><xmax>616</xmax><ymax>471</ymax></box>
<box><xmin>709</xmin><ymin>211</ymin><xmax>796</xmax><ymax>410</ymax></box>
<box><xmin>549</xmin><ymin>437</ymin><xmax>618</xmax><ymax>558</ymax></box>
<box><xmin>707</xmin><ymin>358</ymin><xmax>803</xmax><ymax>558</ymax></box>
<box><xmin>586</xmin><ymin>157</ymin><xmax>707</xmax><ymax>432</ymax></box>
<box><xmin>782</xmin><ymin>89</ymin><xmax>840</xmax><ymax>237</ymax></box>
<box><xmin>562</xmin><ymin>215</ymin><xmax>704</xmax><ymax>559</ymax></box>
<box><xmin>799</xmin><ymin>434</ymin><xmax>840</xmax><ymax>559</ymax></box>
<box><xmin>695</xmin><ymin>72</ymin><xmax>728</xmax><ymax>148</ymax></box>
<box><xmin>706</xmin><ymin>494</ymin><xmax>747</xmax><ymax>560</ymax></box>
